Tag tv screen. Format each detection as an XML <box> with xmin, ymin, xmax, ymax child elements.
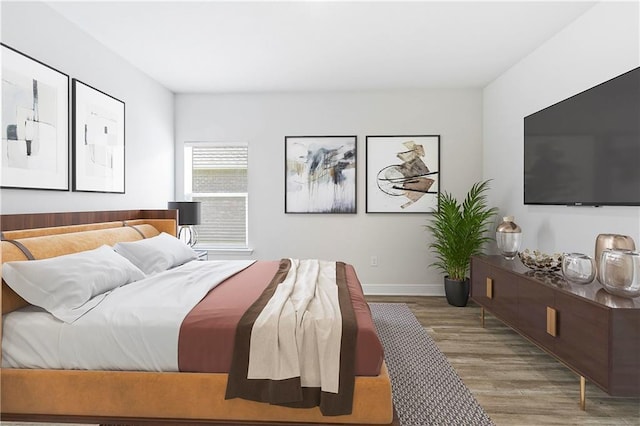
<box><xmin>524</xmin><ymin>67</ymin><xmax>640</xmax><ymax>206</ymax></box>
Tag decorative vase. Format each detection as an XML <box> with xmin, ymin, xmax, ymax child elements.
<box><xmin>496</xmin><ymin>216</ymin><xmax>522</xmax><ymax>260</ymax></box>
<box><xmin>595</xmin><ymin>234</ymin><xmax>635</xmax><ymax>282</ymax></box>
<box><xmin>444</xmin><ymin>276</ymin><xmax>469</xmax><ymax>307</ymax></box>
<box><xmin>598</xmin><ymin>249</ymin><xmax>640</xmax><ymax>298</ymax></box>
<box><xmin>561</xmin><ymin>253</ymin><xmax>596</xmax><ymax>285</ymax></box>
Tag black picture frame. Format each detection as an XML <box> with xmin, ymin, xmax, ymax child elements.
<box><xmin>366</xmin><ymin>135</ymin><xmax>440</xmax><ymax>213</ymax></box>
<box><xmin>72</xmin><ymin>79</ymin><xmax>126</xmax><ymax>193</ymax></box>
<box><xmin>1</xmin><ymin>43</ymin><xmax>69</xmax><ymax>191</ymax></box>
<box><xmin>285</xmin><ymin>135</ymin><xmax>357</xmax><ymax>213</ymax></box>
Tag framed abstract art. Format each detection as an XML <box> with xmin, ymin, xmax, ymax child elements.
<box><xmin>72</xmin><ymin>79</ymin><xmax>125</xmax><ymax>193</ymax></box>
<box><xmin>1</xmin><ymin>44</ymin><xmax>69</xmax><ymax>190</ymax></box>
<box><xmin>366</xmin><ymin>135</ymin><xmax>440</xmax><ymax>213</ymax></box>
<box><xmin>285</xmin><ymin>135</ymin><xmax>357</xmax><ymax>213</ymax></box>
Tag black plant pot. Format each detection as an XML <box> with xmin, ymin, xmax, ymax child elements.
<box><xmin>444</xmin><ymin>276</ymin><xmax>470</xmax><ymax>307</ymax></box>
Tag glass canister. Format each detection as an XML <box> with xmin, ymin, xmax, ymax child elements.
<box><xmin>594</xmin><ymin>234</ymin><xmax>635</xmax><ymax>281</ymax></box>
<box><xmin>496</xmin><ymin>216</ymin><xmax>522</xmax><ymax>260</ymax></box>
<box><xmin>598</xmin><ymin>249</ymin><xmax>640</xmax><ymax>298</ymax></box>
<box><xmin>561</xmin><ymin>253</ymin><xmax>596</xmax><ymax>284</ymax></box>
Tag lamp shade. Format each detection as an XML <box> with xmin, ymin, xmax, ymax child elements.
<box><xmin>168</xmin><ymin>201</ymin><xmax>201</xmax><ymax>225</ymax></box>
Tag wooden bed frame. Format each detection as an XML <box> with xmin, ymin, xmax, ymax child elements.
<box><xmin>0</xmin><ymin>209</ymin><xmax>397</xmax><ymax>426</ymax></box>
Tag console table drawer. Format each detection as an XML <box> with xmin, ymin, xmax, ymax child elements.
<box><xmin>555</xmin><ymin>292</ymin><xmax>609</xmax><ymax>389</ymax></box>
<box><xmin>471</xmin><ymin>258</ymin><xmax>517</xmax><ymax>324</ymax></box>
<box><xmin>610</xmin><ymin>309</ymin><xmax>640</xmax><ymax>395</ymax></box>
<box><xmin>518</xmin><ymin>277</ymin><xmax>555</xmax><ymax>350</ymax></box>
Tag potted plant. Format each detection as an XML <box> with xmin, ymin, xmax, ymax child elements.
<box><xmin>426</xmin><ymin>180</ymin><xmax>497</xmax><ymax>307</ymax></box>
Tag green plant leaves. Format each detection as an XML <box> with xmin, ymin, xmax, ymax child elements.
<box><xmin>425</xmin><ymin>180</ymin><xmax>498</xmax><ymax>281</ymax></box>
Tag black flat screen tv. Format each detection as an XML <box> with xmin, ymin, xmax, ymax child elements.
<box><xmin>524</xmin><ymin>67</ymin><xmax>640</xmax><ymax>206</ymax></box>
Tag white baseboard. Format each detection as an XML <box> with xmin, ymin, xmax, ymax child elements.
<box><xmin>362</xmin><ymin>283</ymin><xmax>444</xmax><ymax>296</ymax></box>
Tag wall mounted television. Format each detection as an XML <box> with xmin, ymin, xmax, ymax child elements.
<box><xmin>524</xmin><ymin>66</ymin><xmax>640</xmax><ymax>206</ymax></box>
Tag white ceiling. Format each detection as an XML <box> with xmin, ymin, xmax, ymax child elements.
<box><xmin>46</xmin><ymin>1</ymin><xmax>597</xmax><ymax>94</ymax></box>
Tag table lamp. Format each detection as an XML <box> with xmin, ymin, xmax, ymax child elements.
<box><xmin>168</xmin><ymin>201</ymin><xmax>201</xmax><ymax>247</ymax></box>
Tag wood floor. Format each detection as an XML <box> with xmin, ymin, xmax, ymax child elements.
<box><xmin>367</xmin><ymin>295</ymin><xmax>640</xmax><ymax>426</ymax></box>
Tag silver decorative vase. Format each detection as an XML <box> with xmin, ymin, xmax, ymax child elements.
<box><xmin>599</xmin><ymin>249</ymin><xmax>640</xmax><ymax>298</ymax></box>
<box><xmin>496</xmin><ymin>216</ymin><xmax>522</xmax><ymax>260</ymax></box>
<box><xmin>561</xmin><ymin>253</ymin><xmax>596</xmax><ymax>285</ymax></box>
<box><xmin>595</xmin><ymin>234</ymin><xmax>635</xmax><ymax>283</ymax></box>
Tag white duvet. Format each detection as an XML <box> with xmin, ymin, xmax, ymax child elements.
<box><xmin>1</xmin><ymin>259</ymin><xmax>255</xmax><ymax>370</ymax></box>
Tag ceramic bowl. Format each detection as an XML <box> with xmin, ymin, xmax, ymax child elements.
<box><xmin>517</xmin><ymin>249</ymin><xmax>562</xmax><ymax>273</ymax></box>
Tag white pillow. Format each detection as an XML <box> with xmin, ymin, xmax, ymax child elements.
<box><xmin>2</xmin><ymin>245</ymin><xmax>146</xmax><ymax>323</ymax></box>
<box><xmin>113</xmin><ymin>232</ymin><xmax>198</xmax><ymax>275</ymax></box>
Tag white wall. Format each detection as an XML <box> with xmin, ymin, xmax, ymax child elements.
<box><xmin>0</xmin><ymin>2</ymin><xmax>174</xmax><ymax>214</ymax></box>
<box><xmin>12</xmin><ymin>1</ymin><xmax>631</xmax><ymax>294</ymax></box>
<box><xmin>176</xmin><ymin>89</ymin><xmax>483</xmax><ymax>294</ymax></box>
<box><xmin>483</xmin><ymin>1</ymin><xmax>640</xmax><ymax>258</ymax></box>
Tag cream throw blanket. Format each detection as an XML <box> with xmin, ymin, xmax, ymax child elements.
<box><xmin>246</xmin><ymin>259</ymin><xmax>342</xmax><ymax>394</ymax></box>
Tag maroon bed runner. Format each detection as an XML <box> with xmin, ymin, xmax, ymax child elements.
<box><xmin>177</xmin><ymin>261</ymin><xmax>383</xmax><ymax>377</ymax></box>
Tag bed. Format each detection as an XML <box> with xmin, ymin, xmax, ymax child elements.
<box><xmin>0</xmin><ymin>209</ymin><xmax>396</xmax><ymax>425</ymax></box>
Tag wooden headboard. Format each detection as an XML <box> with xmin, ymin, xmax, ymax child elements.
<box><xmin>0</xmin><ymin>209</ymin><xmax>179</xmax><ymax>315</ymax></box>
<box><xmin>0</xmin><ymin>209</ymin><xmax>177</xmax><ymax>232</ymax></box>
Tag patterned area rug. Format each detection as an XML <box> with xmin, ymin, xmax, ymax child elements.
<box><xmin>370</xmin><ymin>303</ymin><xmax>494</xmax><ymax>426</ymax></box>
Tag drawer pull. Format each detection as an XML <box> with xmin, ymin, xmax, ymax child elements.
<box><xmin>486</xmin><ymin>278</ymin><xmax>493</xmax><ymax>299</ymax></box>
<box><xmin>547</xmin><ymin>307</ymin><xmax>557</xmax><ymax>337</ymax></box>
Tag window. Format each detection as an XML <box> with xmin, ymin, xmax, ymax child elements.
<box><xmin>184</xmin><ymin>142</ymin><xmax>248</xmax><ymax>249</ymax></box>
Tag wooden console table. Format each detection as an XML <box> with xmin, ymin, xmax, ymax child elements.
<box><xmin>470</xmin><ymin>255</ymin><xmax>640</xmax><ymax>410</ymax></box>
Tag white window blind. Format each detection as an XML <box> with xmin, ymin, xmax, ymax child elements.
<box><xmin>184</xmin><ymin>142</ymin><xmax>248</xmax><ymax>248</ymax></box>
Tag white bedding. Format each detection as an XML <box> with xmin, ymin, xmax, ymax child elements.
<box><xmin>1</xmin><ymin>259</ymin><xmax>255</xmax><ymax>370</ymax></box>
